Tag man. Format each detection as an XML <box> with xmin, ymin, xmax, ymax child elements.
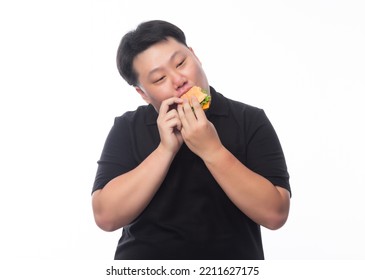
<box><xmin>92</xmin><ymin>20</ymin><xmax>291</xmax><ymax>259</ymax></box>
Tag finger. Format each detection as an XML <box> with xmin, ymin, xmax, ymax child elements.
<box><xmin>166</xmin><ymin>117</ymin><xmax>182</xmax><ymax>132</ymax></box>
<box><xmin>165</xmin><ymin>107</ymin><xmax>179</xmax><ymax>119</ymax></box>
<box><xmin>177</xmin><ymin>101</ymin><xmax>190</xmax><ymax>128</ymax></box>
<box><xmin>175</xmin><ymin>118</ymin><xmax>182</xmax><ymax>131</ymax></box>
<box><xmin>190</xmin><ymin>96</ymin><xmax>206</xmax><ymax>120</ymax></box>
<box><xmin>160</xmin><ymin>97</ymin><xmax>183</xmax><ymax>114</ymax></box>
<box><xmin>177</xmin><ymin>103</ymin><xmax>185</xmax><ymax>122</ymax></box>
<box><xmin>182</xmin><ymin>96</ymin><xmax>198</xmax><ymax>122</ymax></box>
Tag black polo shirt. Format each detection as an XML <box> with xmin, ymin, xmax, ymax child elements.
<box><xmin>93</xmin><ymin>86</ymin><xmax>290</xmax><ymax>260</ymax></box>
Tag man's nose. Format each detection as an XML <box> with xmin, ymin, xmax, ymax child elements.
<box><xmin>171</xmin><ymin>71</ymin><xmax>186</xmax><ymax>89</ymax></box>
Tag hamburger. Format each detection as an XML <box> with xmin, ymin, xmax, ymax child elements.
<box><xmin>181</xmin><ymin>86</ymin><xmax>211</xmax><ymax>110</ymax></box>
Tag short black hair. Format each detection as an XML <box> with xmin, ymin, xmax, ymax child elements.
<box><xmin>116</xmin><ymin>20</ymin><xmax>188</xmax><ymax>86</ymax></box>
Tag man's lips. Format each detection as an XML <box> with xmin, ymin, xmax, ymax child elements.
<box><xmin>177</xmin><ymin>84</ymin><xmax>192</xmax><ymax>97</ymax></box>
<box><xmin>168</xmin><ymin>84</ymin><xmax>194</xmax><ymax>111</ymax></box>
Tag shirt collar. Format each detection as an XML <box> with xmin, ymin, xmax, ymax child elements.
<box><xmin>145</xmin><ymin>86</ymin><xmax>229</xmax><ymax>125</ymax></box>
<box><xmin>145</xmin><ymin>105</ymin><xmax>158</xmax><ymax>125</ymax></box>
<box><xmin>206</xmin><ymin>86</ymin><xmax>229</xmax><ymax>117</ymax></box>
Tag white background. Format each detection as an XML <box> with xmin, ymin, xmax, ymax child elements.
<box><xmin>1</xmin><ymin>0</ymin><xmax>364</xmax><ymax>261</ymax></box>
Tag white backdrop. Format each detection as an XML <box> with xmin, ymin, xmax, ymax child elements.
<box><xmin>1</xmin><ymin>0</ymin><xmax>364</xmax><ymax>261</ymax></box>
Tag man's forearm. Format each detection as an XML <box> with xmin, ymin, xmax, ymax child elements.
<box><xmin>203</xmin><ymin>145</ymin><xmax>290</xmax><ymax>230</ymax></box>
<box><xmin>92</xmin><ymin>143</ymin><xmax>176</xmax><ymax>231</ymax></box>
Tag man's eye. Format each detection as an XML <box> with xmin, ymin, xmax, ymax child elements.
<box><xmin>177</xmin><ymin>59</ymin><xmax>185</xmax><ymax>68</ymax></box>
<box><xmin>153</xmin><ymin>76</ymin><xmax>165</xmax><ymax>83</ymax></box>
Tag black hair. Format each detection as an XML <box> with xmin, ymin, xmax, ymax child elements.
<box><xmin>116</xmin><ymin>20</ymin><xmax>188</xmax><ymax>86</ymax></box>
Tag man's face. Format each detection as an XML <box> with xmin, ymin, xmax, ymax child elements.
<box><xmin>133</xmin><ymin>37</ymin><xmax>209</xmax><ymax>111</ymax></box>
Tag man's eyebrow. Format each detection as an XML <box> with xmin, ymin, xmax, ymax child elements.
<box><xmin>147</xmin><ymin>51</ymin><xmax>184</xmax><ymax>78</ymax></box>
<box><xmin>170</xmin><ymin>50</ymin><xmax>183</xmax><ymax>61</ymax></box>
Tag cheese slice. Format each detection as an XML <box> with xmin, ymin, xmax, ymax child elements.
<box><xmin>181</xmin><ymin>86</ymin><xmax>210</xmax><ymax>110</ymax></box>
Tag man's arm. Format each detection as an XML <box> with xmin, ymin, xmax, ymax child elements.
<box><xmin>92</xmin><ymin>97</ymin><xmax>183</xmax><ymax>231</ymax></box>
<box><xmin>178</xmin><ymin>97</ymin><xmax>290</xmax><ymax>230</ymax></box>
<box><xmin>92</xmin><ymin>143</ymin><xmax>176</xmax><ymax>231</ymax></box>
<box><xmin>202</xmin><ymin>146</ymin><xmax>290</xmax><ymax>230</ymax></box>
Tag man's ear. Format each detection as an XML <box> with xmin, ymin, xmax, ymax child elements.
<box><xmin>135</xmin><ymin>86</ymin><xmax>151</xmax><ymax>104</ymax></box>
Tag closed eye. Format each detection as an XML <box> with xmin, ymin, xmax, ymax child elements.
<box><xmin>153</xmin><ymin>76</ymin><xmax>165</xmax><ymax>84</ymax></box>
<box><xmin>177</xmin><ymin>59</ymin><xmax>186</xmax><ymax>68</ymax></box>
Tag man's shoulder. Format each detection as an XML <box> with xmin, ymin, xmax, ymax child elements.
<box><xmin>114</xmin><ymin>104</ymin><xmax>155</xmax><ymax>125</ymax></box>
<box><xmin>215</xmin><ymin>90</ymin><xmax>264</xmax><ymax>116</ymax></box>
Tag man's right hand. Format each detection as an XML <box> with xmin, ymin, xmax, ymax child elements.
<box><xmin>157</xmin><ymin>97</ymin><xmax>184</xmax><ymax>154</ymax></box>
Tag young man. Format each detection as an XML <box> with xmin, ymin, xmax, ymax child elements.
<box><xmin>92</xmin><ymin>20</ymin><xmax>291</xmax><ymax>260</ymax></box>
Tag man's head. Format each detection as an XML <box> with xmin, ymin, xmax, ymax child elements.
<box><xmin>116</xmin><ymin>20</ymin><xmax>209</xmax><ymax>111</ymax></box>
<box><xmin>117</xmin><ymin>20</ymin><xmax>188</xmax><ymax>86</ymax></box>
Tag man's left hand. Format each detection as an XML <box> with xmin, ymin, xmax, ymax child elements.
<box><xmin>177</xmin><ymin>96</ymin><xmax>223</xmax><ymax>160</ymax></box>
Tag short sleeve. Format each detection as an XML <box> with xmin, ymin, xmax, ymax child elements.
<box><xmin>245</xmin><ymin>109</ymin><xmax>291</xmax><ymax>195</ymax></box>
<box><xmin>92</xmin><ymin>115</ymin><xmax>138</xmax><ymax>193</ymax></box>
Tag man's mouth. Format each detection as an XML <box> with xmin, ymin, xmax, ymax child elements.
<box><xmin>177</xmin><ymin>83</ymin><xmax>192</xmax><ymax>97</ymax></box>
